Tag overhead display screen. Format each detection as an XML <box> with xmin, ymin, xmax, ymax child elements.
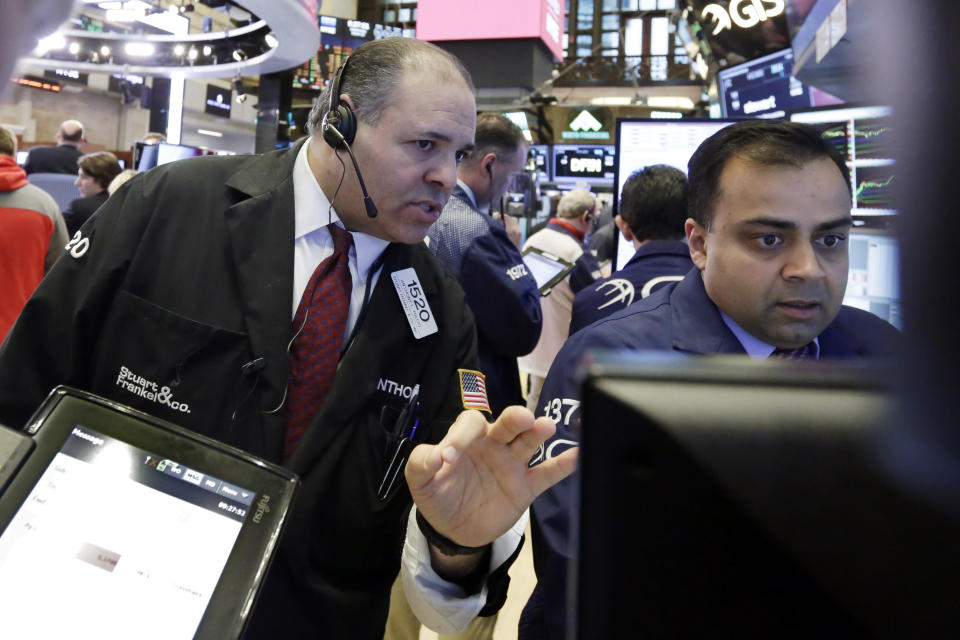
<box><xmin>552</xmin><ymin>145</ymin><xmax>615</xmax><ymax>184</ymax></box>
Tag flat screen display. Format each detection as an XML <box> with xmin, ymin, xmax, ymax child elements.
<box><xmin>15</xmin><ymin>150</ymin><xmax>28</xmax><ymax>166</ymax></box>
<box><xmin>522</xmin><ymin>247</ymin><xmax>574</xmax><ymax>295</ymax></box>
<box><xmin>552</xmin><ymin>145</ymin><xmax>615</xmax><ymax>185</ymax></box>
<box><xmin>156</xmin><ymin>142</ymin><xmax>204</xmax><ymax>166</ymax></box>
<box><xmin>790</xmin><ymin>105</ymin><xmax>895</xmax><ymax>216</ymax></box>
<box><xmin>613</xmin><ymin>118</ymin><xmax>738</xmax><ymax>270</ymax></box>
<box><xmin>844</xmin><ymin>230</ymin><xmax>900</xmax><ymax>329</ymax></box>
<box><xmin>293</xmin><ymin>16</ymin><xmax>404</xmax><ymax>91</ymax></box>
<box><xmin>717</xmin><ymin>47</ymin><xmax>817</xmax><ymax>119</ymax></box>
<box><xmin>0</xmin><ymin>388</ymin><xmax>297</xmax><ymax>639</ymax></box>
<box><xmin>0</xmin><ymin>425</ymin><xmax>252</xmax><ymax>639</ymax></box>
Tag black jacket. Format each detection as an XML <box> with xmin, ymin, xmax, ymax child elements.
<box><xmin>63</xmin><ymin>190</ymin><xmax>108</xmax><ymax>235</ymax></box>
<box><xmin>23</xmin><ymin>143</ymin><xmax>83</xmax><ymax>175</ymax></box>
<box><xmin>0</xmin><ymin>142</ymin><xmax>494</xmax><ymax>638</ymax></box>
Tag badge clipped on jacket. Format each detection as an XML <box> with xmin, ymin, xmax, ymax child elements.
<box><xmin>391</xmin><ymin>268</ymin><xmax>438</xmax><ymax>339</ymax></box>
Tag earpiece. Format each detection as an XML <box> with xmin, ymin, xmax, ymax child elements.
<box><xmin>322</xmin><ymin>60</ymin><xmax>357</xmax><ymax>149</ymax></box>
<box><xmin>320</xmin><ymin>56</ymin><xmax>378</xmax><ymax>218</ymax></box>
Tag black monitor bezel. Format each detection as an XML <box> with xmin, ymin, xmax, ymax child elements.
<box><xmin>0</xmin><ymin>386</ymin><xmax>299</xmax><ymax>639</ymax></box>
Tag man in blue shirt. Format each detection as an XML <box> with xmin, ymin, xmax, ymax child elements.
<box><xmin>519</xmin><ymin>120</ymin><xmax>901</xmax><ymax>640</ymax></box>
<box><xmin>427</xmin><ymin>112</ymin><xmax>541</xmax><ymax>415</ymax></box>
<box><xmin>569</xmin><ymin>164</ymin><xmax>693</xmax><ymax>334</ymax></box>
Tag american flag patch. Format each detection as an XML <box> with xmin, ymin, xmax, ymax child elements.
<box><xmin>458</xmin><ymin>369</ymin><xmax>491</xmax><ymax>413</ymax></box>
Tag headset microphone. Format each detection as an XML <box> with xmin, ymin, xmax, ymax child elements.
<box><xmin>322</xmin><ymin>58</ymin><xmax>378</xmax><ymax>218</ymax></box>
<box><xmin>324</xmin><ymin>125</ymin><xmax>378</xmax><ymax>218</ymax></box>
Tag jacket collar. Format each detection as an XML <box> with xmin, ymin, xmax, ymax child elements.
<box><xmin>670</xmin><ymin>268</ymin><xmax>746</xmax><ymax>355</ymax></box>
<box><xmin>625</xmin><ymin>239</ymin><xmax>690</xmax><ymax>265</ymax></box>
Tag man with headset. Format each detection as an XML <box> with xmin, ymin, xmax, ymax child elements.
<box><xmin>0</xmin><ymin>38</ymin><xmax>576</xmax><ymax>638</ymax></box>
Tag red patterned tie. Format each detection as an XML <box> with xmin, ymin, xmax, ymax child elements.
<box><xmin>284</xmin><ymin>224</ymin><xmax>353</xmax><ymax>461</ymax></box>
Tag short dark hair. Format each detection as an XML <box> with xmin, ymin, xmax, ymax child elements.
<box><xmin>78</xmin><ymin>151</ymin><xmax>122</xmax><ymax>190</ymax></box>
<box><xmin>462</xmin><ymin>112</ymin><xmax>525</xmax><ymax>167</ymax></box>
<box><xmin>308</xmin><ymin>38</ymin><xmax>474</xmax><ymax>134</ymax></box>
<box><xmin>619</xmin><ymin>164</ymin><xmax>687</xmax><ymax>242</ymax></box>
<box><xmin>687</xmin><ymin>120</ymin><xmax>851</xmax><ymax>229</ymax></box>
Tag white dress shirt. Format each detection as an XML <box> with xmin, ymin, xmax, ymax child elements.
<box><xmin>291</xmin><ymin>141</ymin><xmax>522</xmax><ymax>632</ymax></box>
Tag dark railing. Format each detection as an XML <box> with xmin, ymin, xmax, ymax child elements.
<box><xmin>551</xmin><ymin>54</ymin><xmax>699</xmax><ymax>87</ymax></box>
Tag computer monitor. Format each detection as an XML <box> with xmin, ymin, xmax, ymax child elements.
<box><xmin>15</xmin><ymin>150</ymin><xmax>28</xmax><ymax>166</ymax></box>
<box><xmin>156</xmin><ymin>142</ymin><xmax>204</xmax><ymax>166</ymax></box>
<box><xmin>790</xmin><ymin>105</ymin><xmax>895</xmax><ymax>217</ymax></box>
<box><xmin>0</xmin><ymin>387</ymin><xmax>298</xmax><ymax>639</ymax></box>
<box><xmin>133</xmin><ymin>141</ymin><xmax>160</xmax><ymax>171</ymax></box>
<box><xmin>612</xmin><ymin>118</ymin><xmax>738</xmax><ymax>270</ymax></box>
<box><xmin>717</xmin><ymin>47</ymin><xmax>840</xmax><ymax>119</ymax></box>
<box><xmin>576</xmin><ymin>353</ymin><xmax>960</xmax><ymax>639</ymax></box>
<box><xmin>844</xmin><ymin>229</ymin><xmax>900</xmax><ymax>329</ymax></box>
<box><xmin>551</xmin><ymin>144</ymin><xmax>615</xmax><ymax>186</ymax></box>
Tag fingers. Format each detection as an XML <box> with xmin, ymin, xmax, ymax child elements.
<box><xmin>487</xmin><ymin>405</ymin><xmax>537</xmax><ymax>444</ymax></box>
<box><xmin>526</xmin><ymin>446</ymin><xmax>579</xmax><ymax>497</ymax></box>
<box><xmin>404</xmin><ymin>410</ymin><xmax>487</xmax><ymax>491</ymax></box>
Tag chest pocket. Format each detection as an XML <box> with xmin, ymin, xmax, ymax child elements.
<box><xmin>89</xmin><ymin>290</ymin><xmax>252</xmax><ymax>442</ymax></box>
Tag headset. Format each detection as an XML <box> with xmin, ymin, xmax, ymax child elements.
<box><xmin>321</xmin><ymin>57</ymin><xmax>378</xmax><ymax>218</ymax></box>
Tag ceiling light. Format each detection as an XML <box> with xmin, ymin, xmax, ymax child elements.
<box><xmin>68</xmin><ymin>42</ymin><xmax>81</xmax><ymax>56</ymax></box>
<box><xmin>98</xmin><ymin>1</ymin><xmax>123</xmax><ymax>8</ymax></box>
<box><xmin>590</xmin><ymin>97</ymin><xmax>632</xmax><ymax>106</ymax></box>
<box><xmin>197</xmin><ymin>129</ymin><xmax>223</xmax><ymax>137</ymax></box>
<box><xmin>187</xmin><ymin>47</ymin><xmax>198</xmax><ymax>61</ymax></box>
<box><xmin>202</xmin><ymin>45</ymin><xmax>212</xmax><ymax>56</ymax></box>
<box><xmin>105</xmin><ymin>9</ymin><xmax>139</xmax><ymax>22</ymax></box>
<box><xmin>100</xmin><ymin>45</ymin><xmax>111</xmax><ymax>56</ymax></box>
<box><xmin>264</xmin><ymin>33</ymin><xmax>278</xmax><ymax>49</ymax></box>
<box><xmin>173</xmin><ymin>44</ymin><xmax>185</xmax><ymax>56</ymax></box>
<box><xmin>232</xmin><ymin>49</ymin><xmax>246</xmax><ymax>62</ymax></box>
<box><xmin>124</xmin><ymin>42</ymin><xmax>156</xmax><ymax>57</ymax></box>
<box><xmin>646</xmin><ymin>96</ymin><xmax>695</xmax><ymax>109</ymax></box>
<box><xmin>36</xmin><ymin>33</ymin><xmax>66</xmax><ymax>55</ymax></box>
<box><xmin>649</xmin><ymin>110</ymin><xmax>684</xmax><ymax>119</ymax></box>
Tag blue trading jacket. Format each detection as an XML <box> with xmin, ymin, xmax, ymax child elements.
<box><xmin>427</xmin><ymin>185</ymin><xmax>542</xmax><ymax>414</ymax></box>
<box><xmin>569</xmin><ymin>239</ymin><xmax>693</xmax><ymax>335</ymax></box>
<box><xmin>519</xmin><ymin>267</ymin><xmax>901</xmax><ymax>640</ymax></box>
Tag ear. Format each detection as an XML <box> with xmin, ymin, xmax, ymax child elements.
<box><xmin>685</xmin><ymin>218</ymin><xmax>708</xmax><ymax>270</ymax></box>
<box><xmin>614</xmin><ymin>214</ymin><xmax>635</xmax><ymax>242</ymax></box>
<box><xmin>481</xmin><ymin>153</ymin><xmax>497</xmax><ymax>175</ymax></box>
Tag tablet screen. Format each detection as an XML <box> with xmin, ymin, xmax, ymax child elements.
<box><xmin>524</xmin><ymin>250</ymin><xmax>571</xmax><ymax>290</ymax></box>
<box><xmin>0</xmin><ymin>424</ymin><xmax>254</xmax><ymax>639</ymax></box>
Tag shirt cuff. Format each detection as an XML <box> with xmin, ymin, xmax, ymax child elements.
<box><xmin>400</xmin><ymin>506</ymin><xmax>527</xmax><ymax>634</ymax></box>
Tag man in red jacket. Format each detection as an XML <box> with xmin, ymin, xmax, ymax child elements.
<box><xmin>0</xmin><ymin>125</ymin><xmax>68</xmax><ymax>341</ymax></box>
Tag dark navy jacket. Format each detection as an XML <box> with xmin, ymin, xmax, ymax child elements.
<box><xmin>519</xmin><ymin>267</ymin><xmax>902</xmax><ymax>640</ymax></box>
<box><xmin>427</xmin><ymin>184</ymin><xmax>542</xmax><ymax>414</ymax></box>
<box><xmin>569</xmin><ymin>239</ymin><xmax>692</xmax><ymax>335</ymax></box>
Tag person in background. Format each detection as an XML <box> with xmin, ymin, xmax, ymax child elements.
<box><xmin>107</xmin><ymin>168</ymin><xmax>137</xmax><ymax>196</ymax></box>
<box><xmin>0</xmin><ymin>125</ymin><xmax>67</xmax><ymax>341</ymax></box>
<box><xmin>142</xmin><ymin>131</ymin><xmax>166</xmax><ymax>145</ymax></box>
<box><xmin>23</xmin><ymin>119</ymin><xmax>85</xmax><ymax>175</ymax></box>
<box><xmin>426</xmin><ymin>112</ymin><xmax>541</xmax><ymax>415</ymax></box>
<box><xmin>519</xmin><ymin>120</ymin><xmax>901</xmax><ymax>640</ymax></box>
<box><xmin>569</xmin><ymin>164</ymin><xmax>693</xmax><ymax>334</ymax></box>
<box><xmin>518</xmin><ymin>188</ymin><xmax>600</xmax><ymax>412</ymax></box>
<box><xmin>63</xmin><ymin>150</ymin><xmax>121</xmax><ymax>235</ymax></box>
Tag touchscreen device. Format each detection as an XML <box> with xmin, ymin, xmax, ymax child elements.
<box><xmin>522</xmin><ymin>246</ymin><xmax>575</xmax><ymax>296</ymax></box>
<box><xmin>0</xmin><ymin>387</ymin><xmax>298</xmax><ymax>640</ymax></box>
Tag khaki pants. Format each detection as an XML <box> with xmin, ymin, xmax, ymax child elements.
<box><xmin>383</xmin><ymin>574</ymin><xmax>497</xmax><ymax>640</ymax></box>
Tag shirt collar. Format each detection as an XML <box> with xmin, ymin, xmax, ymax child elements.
<box><xmin>720</xmin><ymin>311</ymin><xmax>820</xmax><ymax>359</ymax></box>
<box><xmin>455</xmin><ymin>179</ymin><xmax>478</xmax><ymax>210</ymax></box>
<box><xmin>293</xmin><ymin>138</ymin><xmax>389</xmax><ymax>277</ymax></box>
